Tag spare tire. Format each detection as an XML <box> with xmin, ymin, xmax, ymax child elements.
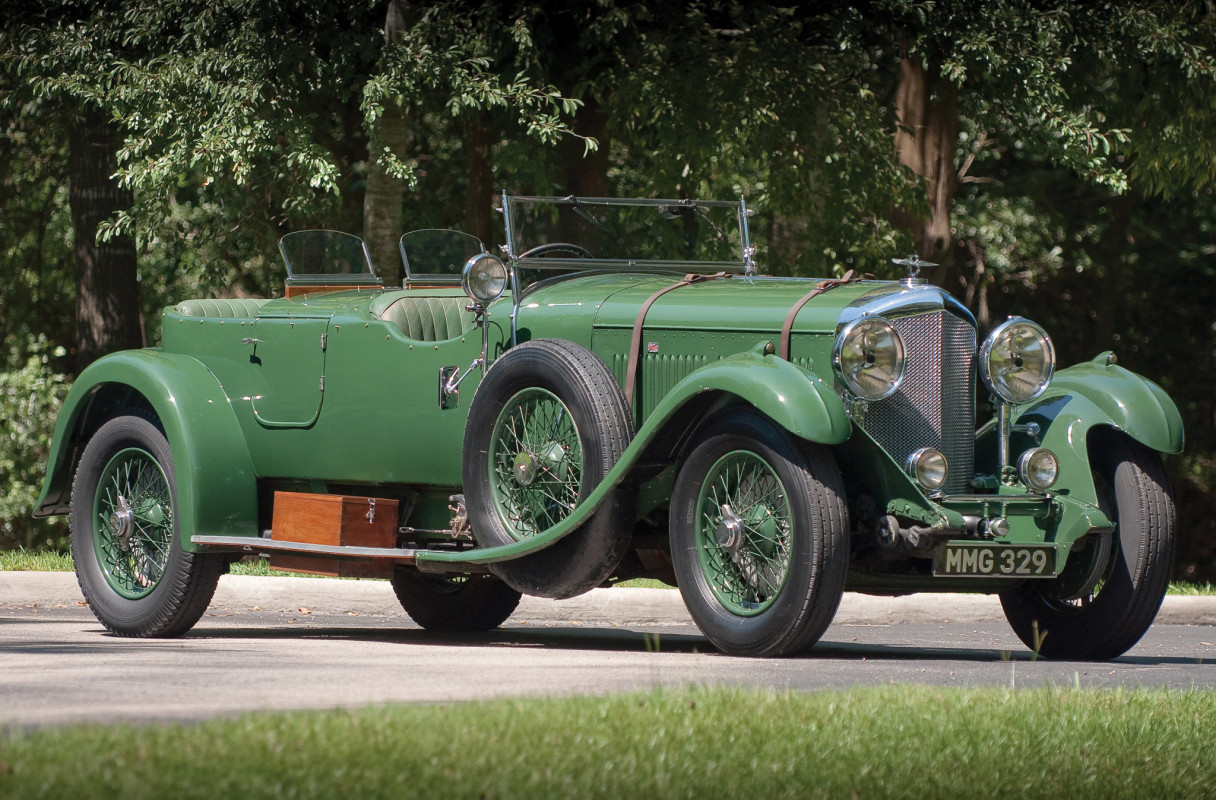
<box><xmin>462</xmin><ymin>339</ymin><xmax>635</xmax><ymax>598</ymax></box>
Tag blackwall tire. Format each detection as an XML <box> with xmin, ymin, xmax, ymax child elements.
<box><xmin>1000</xmin><ymin>432</ymin><xmax>1176</xmax><ymax>660</ymax></box>
<box><xmin>462</xmin><ymin>339</ymin><xmax>635</xmax><ymax>599</ymax></box>
<box><xmin>69</xmin><ymin>413</ymin><xmax>224</xmax><ymax>637</ymax></box>
<box><xmin>669</xmin><ymin>411</ymin><xmax>849</xmax><ymax>657</ymax></box>
<box><xmin>390</xmin><ymin>567</ymin><xmax>522</xmax><ymax>631</ymax></box>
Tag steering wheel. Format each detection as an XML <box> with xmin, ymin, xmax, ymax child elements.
<box><xmin>518</xmin><ymin>243</ymin><xmax>594</xmax><ymax>259</ymax></box>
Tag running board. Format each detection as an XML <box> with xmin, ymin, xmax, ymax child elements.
<box><xmin>190</xmin><ymin>535</ymin><xmax>420</xmax><ymax>561</ymax></box>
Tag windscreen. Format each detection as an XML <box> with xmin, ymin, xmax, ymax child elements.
<box><xmin>279</xmin><ymin>230</ymin><xmax>378</xmax><ymax>281</ymax></box>
<box><xmin>504</xmin><ymin>196</ymin><xmax>749</xmax><ymax>270</ymax></box>
<box><xmin>399</xmin><ymin>229</ymin><xmax>485</xmax><ymax>281</ymax></box>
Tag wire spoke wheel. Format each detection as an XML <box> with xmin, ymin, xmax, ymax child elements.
<box><xmin>70</xmin><ymin>412</ymin><xmax>224</xmax><ymax>637</ymax></box>
<box><xmin>463</xmin><ymin>339</ymin><xmax>634</xmax><ymax>599</ymax></box>
<box><xmin>695</xmin><ymin>450</ymin><xmax>792</xmax><ymax>616</ymax></box>
<box><xmin>670</xmin><ymin>410</ymin><xmax>848</xmax><ymax>657</ymax></box>
<box><xmin>92</xmin><ymin>447</ymin><xmax>175</xmax><ymax>599</ymax></box>
<box><xmin>489</xmin><ymin>388</ymin><xmax>584</xmax><ymax>539</ymax></box>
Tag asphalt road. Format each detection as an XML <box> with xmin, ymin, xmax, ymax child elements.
<box><xmin>3</xmin><ymin>572</ymin><xmax>1215</xmax><ymax>729</ymax></box>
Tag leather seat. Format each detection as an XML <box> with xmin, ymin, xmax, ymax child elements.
<box><xmin>173</xmin><ymin>298</ymin><xmax>270</xmax><ymax>318</ymax></box>
<box><xmin>376</xmin><ymin>296</ymin><xmax>476</xmax><ymax>342</ymax></box>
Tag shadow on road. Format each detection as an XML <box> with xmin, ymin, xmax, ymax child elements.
<box><xmin>167</xmin><ymin>618</ymin><xmax>1201</xmax><ymax>665</ymax></box>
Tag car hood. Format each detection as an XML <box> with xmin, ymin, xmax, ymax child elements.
<box><xmin>518</xmin><ymin>273</ymin><xmax>970</xmax><ymax>335</ymax></box>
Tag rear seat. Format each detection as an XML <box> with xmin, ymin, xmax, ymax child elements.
<box><xmin>173</xmin><ymin>298</ymin><xmax>270</xmax><ymax>318</ymax></box>
<box><xmin>371</xmin><ymin>294</ymin><xmax>476</xmax><ymax>342</ymax></box>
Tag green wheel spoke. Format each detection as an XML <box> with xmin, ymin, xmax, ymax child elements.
<box><xmin>693</xmin><ymin>450</ymin><xmax>793</xmax><ymax>616</ymax></box>
<box><xmin>90</xmin><ymin>447</ymin><xmax>174</xmax><ymax>600</ymax></box>
<box><xmin>488</xmin><ymin>388</ymin><xmax>585</xmax><ymax>540</ymax></box>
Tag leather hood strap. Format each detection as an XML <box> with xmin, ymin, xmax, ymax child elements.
<box><xmin>779</xmin><ymin>269</ymin><xmax>858</xmax><ymax>361</ymax></box>
<box><xmin>625</xmin><ymin>272</ymin><xmax>729</xmax><ymax>410</ymax></box>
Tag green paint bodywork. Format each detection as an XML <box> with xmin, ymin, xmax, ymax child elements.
<box><xmin>1024</xmin><ymin>352</ymin><xmax>1184</xmax><ymax>454</ymax></box>
<box><xmin>37</xmin><ymin>246</ymin><xmax>1183</xmax><ymax>594</ymax></box>
<box><xmin>36</xmin><ymin>349</ymin><xmax>260</xmax><ymax>543</ymax></box>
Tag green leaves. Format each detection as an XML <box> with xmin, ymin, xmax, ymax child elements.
<box><xmin>361</xmin><ymin>5</ymin><xmax>591</xmax><ymax>190</ymax></box>
<box><xmin>0</xmin><ymin>336</ymin><xmax>69</xmax><ymax>550</ymax></box>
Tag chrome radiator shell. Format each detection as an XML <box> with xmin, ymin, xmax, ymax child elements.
<box><xmin>855</xmin><ymin>308</ymin><xmax>977</xmax><ymax>495</ymax></box>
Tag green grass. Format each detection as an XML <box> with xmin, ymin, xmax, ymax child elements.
<box><xmin>1</xmin><ymin>686</ymin><xmax>1214</xmax><ymax>799</ymax></box>
<box><xmin>1167</xmin><ymin>582</ymin><xmax>1216</xmax><ymax>596</ymax></box>
<box><xmin>0</xmin><ymin>549</ymin><xmax>72</xmax><ymax>572</ymax></box>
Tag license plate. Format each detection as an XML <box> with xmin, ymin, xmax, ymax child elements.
<box><xmin>934</xmin><ymin>543</ymin><xmax>1057</xmax><ymax>578</ymax></box>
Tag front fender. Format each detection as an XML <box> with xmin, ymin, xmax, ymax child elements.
<box><xmin>648</xmin><ymin>351</ymin><xmax>853</xmax><ymax>445</ymax></box>
<box><xmin>418</xmin><ymin>351</ymin><xmax>850</xmax><ymax>567</ymax></box>
<box><xmin>35</xmin><ymin>350</ymin><xmax>258</xmax><ymax>550</ymax></box>
<box><xmin>1011</xmin><ymin>352</ymin><xmax>1184</xmax><ymax>508</ymax></box>
<box><xmin>1036</xmin><ymin>353</ymin><xmax>1183</xmax><ymax>455</ymax></box>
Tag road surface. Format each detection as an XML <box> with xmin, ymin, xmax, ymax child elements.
<box><xmin>3</xmin><ymin>572</ymin><xmax>1215</xmax><ymax>729</ymax></box>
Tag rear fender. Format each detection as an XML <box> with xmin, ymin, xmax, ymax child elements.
<box><xmin>35</xmin><ymin>350</ymin><xmax>258</xmax><ymax>550</ymax></box>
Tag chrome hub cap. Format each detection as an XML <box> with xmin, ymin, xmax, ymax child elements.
<box><xmin>714</xmin><ymin>504</ymin><xmax>744</xmax><ymax>551</ymax></box>
<box><xmin>108</xmin><ymin>495</ymin><xmax>135</xmax><ymax>550</ymax></box>
<box><xmin>513</xmin><ymin>451</ymin><xmax>537</xmax><ymax>486</ymax></box>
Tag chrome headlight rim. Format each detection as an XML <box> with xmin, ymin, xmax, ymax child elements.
<box><xmin>906</xmin><ymin>447</ymin><xmax>948</xmax><ymax>491</ymax></box>
<box><xmin>832</xmin><ymin>315</ymin><xmax>906</xmax><ymax>402</ymax></box>
<box><xmin>979</xmin><ymin>316</ymin><xmax>1055</xmax><ymax>405</ymax></box>
<box><xmin>1017</xmin><ymin>447</ymin><xmax>1060</xmax><ymax>491</ymax></box>
<box><xmin>461</xmin><ymin>253</ymin><xmax>508</xmax><ymax>305</ymax></box>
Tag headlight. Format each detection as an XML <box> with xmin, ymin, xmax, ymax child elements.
<box><xmin>1018</xmin><ymin>447</ymin><xmax>1059</xmax><ymax>490</ymax></box>
<box><xmin>979</xmin><ymin>317</ymin><xmax>1055</xmax><ymax>404</ymax></box>
<box><xmin>461</xmin><ymin>253</ymin><xmax>508</xmax><ymax>305</ymax></box>
<box><xmin>906</xmin><ymin>447</ymin><xmax>948</xmax><ymax>491</ymax></box>
<box><xmin>833</xmin><ymin>316</ymin><xmax>905</xmax><ymax>401</ymax></box>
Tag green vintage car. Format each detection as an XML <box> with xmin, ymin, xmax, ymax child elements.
<box><xmin>36</xmin><ymin>194</ymin><xmax>1182</xmax><ymax>659</ymax></box>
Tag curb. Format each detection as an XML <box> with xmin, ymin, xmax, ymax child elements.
<box><xmin>4</xmin><ymin>571</ymin><xmax>1216</xmax><ymax>626</ymax></box>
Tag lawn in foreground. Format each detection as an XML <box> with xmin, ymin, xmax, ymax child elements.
<box><xmin>2</xmin><ymin>686</ymin><xmax>1213</xmax><ymax>799</ymax></box>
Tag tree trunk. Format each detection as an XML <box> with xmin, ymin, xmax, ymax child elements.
<box><xmin>363</xmin><ymin>0</ymin><xmax>411</xmax><ymax>286</ymax></box>
<box><xmin>464</xmin><ymin>111</ymin><xmax>495</xmax><ymax>244</ymax></box>
<box><xmin>364</xmin><ymin>108</ymin><xmax>410</xmax><ymax>286</ymax></box>
<box><xmin>68</xmin><ymin>108</ymin><xmax>142</xmax><ymax>373</ymax></box>
<box><xmin>563</xmin><ymin>98</ymin><xmax>610</xmax><ymax>199</ymax></box>
<box><xmin>556</xmin><ymin>98</ymin><xmax>610</xmax><ymax>244</ymax></box>
<box><xmin>893</xmin><ymin>56</ymin><xmax>959</xmax><ymax>285</ymax></box>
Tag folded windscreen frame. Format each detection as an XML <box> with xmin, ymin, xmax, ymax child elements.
<box><xmin>279</xmin><ymin>230</ymin><xmax>380</xmax><ymax>286</ymax></box>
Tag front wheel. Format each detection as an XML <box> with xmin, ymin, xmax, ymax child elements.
<box><xmin>1000</xmin><ymin>432</ymin><xmax>1176</xmax><ymax>660</ymax></box>
<box><xmin>670</xmin><ymin>412</ymin><xmax>849</xmax><ymax>657</ymax></box>
<box><xmin>390</xmin><ymin>568</ymin><xmax>521</xmax><ymax>631</ymax></box>
<box><xmin>69</xmin><ymin>413</ymin><xmax>224</xmax><ymax>637</ymax></box>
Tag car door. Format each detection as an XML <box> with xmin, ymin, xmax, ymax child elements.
<box><xmin>246</xmin><ymin>315</ymin><xmax>330</xmax><ymax>428</ymax></box>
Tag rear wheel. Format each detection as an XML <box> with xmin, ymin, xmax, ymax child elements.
<box><xmin>70</xmin><ymin>413</ymin><xmax>224</xmax><ymax>637</ymax></box>
<box><xmin>390</xmin><ymin>568</ymin><xmax>521</xmax><ymax>631</ymax></box>
<box><xmin>670</xmin><ymin>411</ymin><xmax>849</xmax><ymax>656</ymax></box>
<box><xmin>1000</xmin><ymin>432</ymin><xmax>1176</xmax><ymax>660</ymax></box>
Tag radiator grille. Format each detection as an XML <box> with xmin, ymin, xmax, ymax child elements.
<box><xmin>860</xmin><ymin>311</ymin><xmax>976</xmax><ymax>494</ymax></box>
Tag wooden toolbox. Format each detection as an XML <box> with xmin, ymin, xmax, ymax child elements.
<box><xmin>268</xmin><ymin>491</ymin><xmax>399</xmax><ymax>578</ymax></box>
